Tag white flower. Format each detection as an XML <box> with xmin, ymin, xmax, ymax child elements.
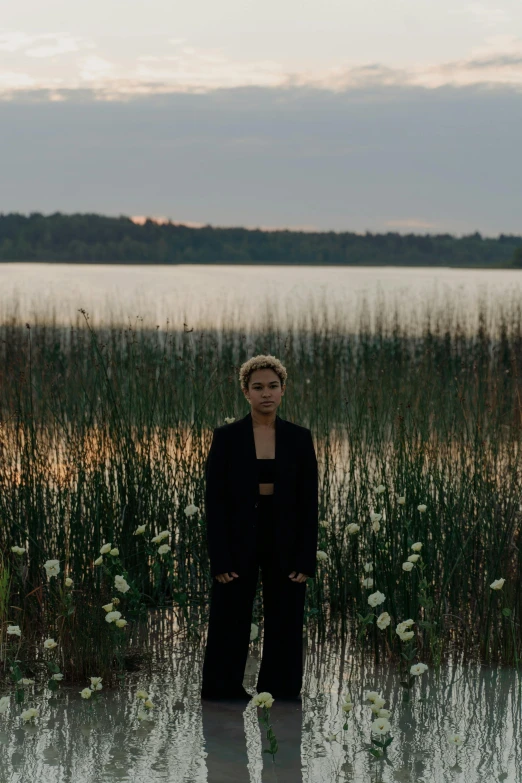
<box><xmin>100</xmin><ymin>543</ymin><xmax>112</xmax><ymax>555</ymax></box>
<box><xmin>370</xmin><ymin>512</ymin><xmax>382</xmax><ymax>523</ymax></box>
<box><xmin>398</xmin><ymin>630</ymin><xmax>415</xmax><ymax>641</ymax></box>
<box><xmin>52</xmin><ymin>673</ymin><xmax>64</xmax><ymax>681</ymax></box>
<box><xmin>115</xmin><ymin>618</ymin><xmax>128</xmax><ymax>628</ymax></box>
<box><xmin>157</xmin><ymin>544</ymin><xmax>170</xmax><ymax>555</ymax></box>
<box><xmin>371</xmin><ymin>717</ymin><xmax>391</xmax><ymax>734</ymax></box>
<box><xmin>363</xmin><ymin>562</ymin><xmax>373</xmax><ymax>573</ymax></box>
<box><xmin>347</xmin><ymin>523</ymin><xmax>360</xmax><ymax>535</ymax></box>
<box><xmin>133</xmin><ymin>525</ymin><xmax>146</xmax><ymax>535</ymax></box>
<box><xmin>375</xmin><ymin>484</ymin><xmax>386</xmax><ymax>494</ymax></box>
<box><xmin>370</xmin><ymin>697</ymin><xmax>386</xmax><ymax>712</ymax></box>
<box><xmin>250</xmin><ymin>623</ymin><xmax>259</xmax><ymax>641</ymax></box>
<box><xmin>80</xmin><ymin>687</ymin><xmax>92</xmax><ymax>699</ymax></box>
<box><xmin>376</xmin><ymin>612</ymin><xmax>391</xmax><ymax>630</ymax></box>
<box><xmin>111</xmin><ymin>597</ymin><xmax>120</xmax><ymax>606</ymax></box>
<box><xmin>407</xmin><ymin>554</ymin><xmax>420</xmax><ymax>563</ymax></box>
<box><xmin>224</xmin><ymin>417</ymin><xmax>236</xmax><ymax>424</ymax></box>
<box><xmin>410</xmin><ymin>663</ymin><xmax>428</xmax><ymax>676</ymax></box>
<box><xmin>342</xmin><ymin>701</ymin><xmax>353</xmax><ymax>713</ymax></box>
<box><xmin>151</xmin><ymin>530</ymin><xmax>170</xmax><ymax>544</ymax></box>
<box><xmin>109</xmin><ymin>548</ymin><xmax>119</xmax><ymax>557</ymax></box>
<box><xmin>362</xmin><ymin>577</ymin><xmax>374</xmax><ymax>588</ymax></box>
<box><xmin>94</xmin><ymin>556</ymin><xmax>103</xmax><ymax>566</ymax></box>
<box><xmin>490</xmin><ymin>578</ymin><xmax>505</xmax><ymax>590</ymax></box>
<box><xmin>137</xmin><ymin>709</ymin><xmax>151</xmax><ymax>721</ymax></box>
<box><xmin>144</xmin><ymin>699</ymin><xmax>154</xmax><ymax>709</ymax></box>
<box><xmin>316</xmin><ymin>550</ymin><xmax>328</xmax><ymax>562</ymax></box>
<box><xmin>136</xmin><ymin>690</ymin><xmax>149</xmax><ymax>700</ymax></box>
<box><xmin>21</xmin><ymin>707</ymin><xmax>39</xmax><ymax>722</ymax></box>
<box><xmin>44</xmin><ymin>559</ymin><xmax>60</xmax><ymax>578</ymax></box>
<box><xmin>397</xmin><ymin>496</ymin><xmax>406</xmax><ymax>505</ymax></box>
<box><xmin>253</xmin><ymin>691</ymin><xmax>274</xmax><ymax>708</ymax></box>
<box><xmin>102</xmin><ymin>603</ymin><xmax>114</xmax><ymax>613</ymax></box>
<box><xmin>417</xmin><ymin>504</ymin><xmax>427</xmax><ymax>513</ymax></box>
<box><xmin>396</xmin><ymin>620</ymin><xmax>415</xmax><ymax>636</ymax></box>
<box><xmin>184</xmin><ymin>504</ymin><xmax>199</xmax><ymax>517</ymax></box>
<box><xmin>378</xmin><ymin>708</ymin><xmax>391</xmax><ymax>718</ymax></box>
<box><xmin>11</xmin><ymin>545</ymin><xmax>26</xmax><ymax>555</ymax></box>
<box><xmin>114</xmin><ymin>575</ymin><xmax>130</xmax><ymax>593</ymax></box>
<box><xmin>105</xmin><ymin>611</ymin><xmax>122</xmax><ymax>623</ymax></box>
<box><xmin>320</xmin><ymin>519</ymin><xmax>331</xmax><ymax>529</ymax></box>
<box><xmin>364</xmin><ymin>691</ymin><xmax>382</xmax><ymax>704</ymax></box>
<box><xmin>21</xmin><ymin>678</ymin><xmax>35</xmax><ymax>685</ymax></box>
<box><xmin>90</xmin><ymin>677</ymin><xmax>103</xmax><ymax>690</ymax></box>
<box><xmin>371</xmin><ymin>521</ymin><xmax>381</xmax><ymax>533</ymax></box>
<box><xmin>65</xmin><ymin>577</ymin><xmax>73</xmax><ymax>587</ymax></box>
<box><xmin>411</xmin><ymin>542</ymin><xmax>423</xmax><ymax>552</ymax></box>
<box><xmin>44</xmin><ymin>638</ymin><xmax>58</xmax><ymax>650</ymax></box>
<box><xmin>402</xmin><ymin>561</ymin><xmax>414</xmax><ymax>572</ymax></box>
<box><xmin>447</xmin><ymin>732</ymin><xmax>464</xmax><ymax>746</ymax></box>
<box><xmin>0</xmin><ymin>696</ymin><xmax>10</xmax><ymax>713</ymax></box>
<box><xmin>368</xmin><ymin>591</ymin><xmax>386</xmax><ymax>608</ymax></box>
<box><xmin>7</xmin><ymin>625</ymin><xmax>22</xmax><ymax>637</ymax></box>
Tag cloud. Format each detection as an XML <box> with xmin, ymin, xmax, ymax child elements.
<box><xmin>0</xmin><ymin>31</ymin><xmax>95</xmax><ymax>58</ymax></box>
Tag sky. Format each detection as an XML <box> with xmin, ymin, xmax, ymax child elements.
<box><xmin>1</xmin><ymin>1</ymin><xmax>522</xmax><ymax>236</ymax></box>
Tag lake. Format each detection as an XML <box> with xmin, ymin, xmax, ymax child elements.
<box><xmin>1</xmin><ymin>263</ymin><xmax>521</xmax><ymax>335</ymax></box>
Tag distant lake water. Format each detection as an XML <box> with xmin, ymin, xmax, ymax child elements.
<box><xmin>1</xmin><ymin>263</ymin><xmax>521</xmax><ymax>334</ymax></box>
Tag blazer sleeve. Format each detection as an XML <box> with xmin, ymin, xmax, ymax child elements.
<box><xmin>294</xmin><ymin>428</ymin><xmax>319</xmax><ymax>578</ymax></box>
<box><xmin>204</xmin><ymin>427</ymin><xmax>235</xmax><ymax>578</ymax></box>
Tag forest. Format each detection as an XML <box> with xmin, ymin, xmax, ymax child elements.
<box><xmin>1</xmin><ymin>212</ymin><xmax>521</xmax><ymax>267</ymax></box>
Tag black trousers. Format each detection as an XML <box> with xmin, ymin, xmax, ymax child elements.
<box><xmin>201</xmin><ymin>494</ymin><xmax>307</xmax><ymax>697</ymax></box>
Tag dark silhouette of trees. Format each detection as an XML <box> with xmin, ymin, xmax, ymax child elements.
<box><xmin>0</xmin><ymin>212</ymin><xmax>520</xmax><ymax>267</ymax></box>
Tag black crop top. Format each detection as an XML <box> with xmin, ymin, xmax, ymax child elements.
<box><xmin>257</xmin><ymin>458</ymin><xmax>275</xmax><ymax>483</ymax></box>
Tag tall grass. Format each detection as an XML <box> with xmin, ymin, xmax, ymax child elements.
<box><xmin>0</xmin><ymin>294</ymin><xmax>521</xmax><ymax>671</ymax></box>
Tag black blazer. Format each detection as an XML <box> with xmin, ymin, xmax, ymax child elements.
<box><xmin>204</xmin><ymin>410</ymin><xmax>319</xmax><ymax>579</ymax></box>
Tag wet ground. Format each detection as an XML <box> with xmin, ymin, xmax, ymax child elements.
<box><xmin>0</xmin><ymin>635</ymin><xmax>520</xmax><ymax>782</ymax></box>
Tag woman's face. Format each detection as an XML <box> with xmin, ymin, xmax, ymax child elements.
<box><xmin>244</xmin><ymin>369</ymin><xmax>285</xmax><ymax>414</ymax></box>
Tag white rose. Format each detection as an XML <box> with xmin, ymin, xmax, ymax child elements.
<box><xmin>114</xmin><ymin>575</ymin><xmax>130</xmax><ymax>593</ymax></box>
<box><xmin>144</xmin><ymin>699</ymin><xmax>154</xmax><ymax>709</ymax></box>
<box><xmin>90</xmin><ymin>677</ymin><xmax>103</xmax><ymax>690</ymax></box>
<box><xmin>417</xmin><ymin>504</ymin><xmax>427</xmax><ymax>513</ymax></box>
<box><xmin>376</xmin><ymin>612</ymin><xmax>391</xmax><ymax>630</ymax></box>
<box><xmin>397</xmin><ymin>496</ymin><xmax>406</xmax><ymax>505</ymax></box>
<box><xmin>21</xmin><ymin>708</ymin><xmax>39</xmax><ymax>721</ymax></box>
<box><xmin>362</xmin><ymin>577</ymin><xmax>374</xmax><ymax>588</ymax></box>
<box><xmin>411</xmin><ymin>542</ymin><xmax>423</xmax><ymax>552</ymax></box>
<box><xmin>410</xmin><ymin>663</ymin><xmax>428</xmax><ymax>676</ymax></box>
<box><xmin>378</xmin><ymin>708</ymin><xmax>391</xmax><ymax>718</ymax></box>
<box><xmin>371</xmin><ymin>717</ymin><xmax>391</xmax><ymax>734</ymax></box>
<box><xmin>402</xmin><ymin>561</ymin><xmax>414</xmax><ymax>571</ymax></box>
<box><xmin>371</xmin><ymin>521</ymin><xmax>381</xmax><ymax>533</ymax></box>
<box><xmin>94</xmin><ymin>556</ymin><xmax>104</xmax><ymax>566</ymax></box>
<box><xmin>316</xmin><ymin>550</ymin><xmax>328</xmax><ymax>562</ymax></box>
<box><xmin>250</xmin><ymin>623</ymin><xmax>259</xmax><ymax>641</ymax></box>
<box><xmin>21</xmin><ymin>678</ymin><xmax>35</xmax><ymax>685</ymax></box>
<box><xmin>407</xmin><ymin>554</ymin><xmax>420</xmax><ymax>563</ymax></box>
<box><xmin>398</xmin><ymin>630</ymin><xmax>415</xmax><ymax>641</ymax></box>
<box><xmin>490</xmin><ymin>578</ymin><xmax>505</xmax><ymax>590</ymax></box>
<box><xmin>158</xmin><ymin>544</ymin><xmax>170</xmax><ymax>555</ymax></box>
<box><xmin>80</xmin><ymin>687</ymin><xmax>92</xmax><ymax>699</ymax></box>
<box><xmin>347</xmin><ymin>523</ymin><xmax>360</xmax><ymax>535</ymax></box>
<box><xmin>105</xmin><ymin>611</ymin><xmax>122</xmax><ymax>623</ymax></box>
<box><xmin>375</xmin><ymin>484</ymin><xmax>386</xmax><ymax>494</ymax></box>
<box><xmin>370</xmin><ymin>512</ymin><xmax>382</xmax><ymax>523</ymax></box>
<box><xmin>364</xmin><ymin>691</ymin><xmax>381</xmax><ymax>704</ymax></box>
<box><xmin>65</xmin><ymin>577</ymin><xmax>73</xmax><ymax>587</ymax></box>
<box><xmin>109</xmin><ymin>548</ymin><xmax>119</xmax><ymax>557</ymax></box>
<box><xmin>368</xmin><ymin>591</ymin><xmax>386</xmax><ymax>608</ymax></box>
<box><xmin>43</xmin><ymin>638</ymin><xmax>58</xmax><ymax>649</ymax></box>
<box><xmin>11</xmin><ymin>545</ymin><xmax>26</xmax><ymax>555</ymax></box>
<box><xmin>136</xmin><ymin>690</ymin><xmax>149</xmax><ymax>700</ymax></box>
<box><xmin>44</xmin><ymin>559</ymin><xmax>60</xmax><ymax>578</ymax></box>
<box><xmin>363</xmin><ymin>562</ymin><xmax>373</xmax><ymax>573</ymax></box>
<box><xmin>447</xmin><ymin>732</ymin><xmax>464</xmax><ymax>746</ymax></box>
<box><xmin>100</xmin><ymin>543</ymin><xmax>112</xmax><ymax>554</ymax></box>
<box><xmin>342</xmin><ymin>701</ymin><xmax>353</xmax><ymax>713</ymax></box>
<box><xmin>133</xmin><ymin>525</ymin><xmax>146</xmax><ymax>535</ymax></box>
<box><xmin>184</xmin><ymin>504</ymin><xmax>199</xmax><ymax>517</ymax></box>
<box><xmin>7</xmin><ymin>625</ymin><xmax>22</xmax><ymax>636</ymax></box>
<box><xmin>224</xmin><ymin>417</ymin><xmax>236</xmax><ymax>424</ymax></box>
<box><xmin>253</xmin><ymin>691</ymin><xmax>274</xmax><ymax>708</ymax></box>
<box><xmin>102</xmin><ymin>603</ymin><xmax>114</xmax><ymax>613</ymax></box>
<box><xmin>52</xmin><ymin>673</ymin><xmax>64</xmax><ymax>681</ymax></box>
<box><xmin>115</xmin><ymin>618</ymin><xmax>128</xmax><ymax>628</ymax></box>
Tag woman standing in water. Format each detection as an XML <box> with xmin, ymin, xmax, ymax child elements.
<box><xmin>201</xmin><ymin>354</ymin><xmax>318</xmax><ymax>702</ymax></box>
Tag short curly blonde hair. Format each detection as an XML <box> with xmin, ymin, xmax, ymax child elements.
<box><xmin>239</xmin><ymin>354</ymin><xmax>287</xmax><ymax>393</ymax></box>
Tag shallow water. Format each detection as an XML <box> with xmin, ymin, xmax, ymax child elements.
<box><xmin>0</xmin><ymin>630</ymin><xmax>520</xmax><ymax>783</ymax></box>
<box><xmin>1</xmin><ymin>262</ymin><xmax>521</xmax><ymax>335</ymax></box>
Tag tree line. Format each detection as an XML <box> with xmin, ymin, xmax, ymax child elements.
<box><xmin>1</xmin><ymin>212</ymin><xmax>521</xmax><ymax>267</ymax></box>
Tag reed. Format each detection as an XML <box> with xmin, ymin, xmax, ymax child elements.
<box><xmin>0</xmin><ymin>294</ymin><xmax>520</xmax><ymax>675</ymax></box>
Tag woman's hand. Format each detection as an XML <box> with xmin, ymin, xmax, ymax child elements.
<box><xmin>215</xmin><ymin>571</ymin><xmax>239</xmax><ymax>584</ymax></box>
<box><xmin>288</xmin><ymin>571</ymin><xmax>309</xmax><ymax>583</ymax></box>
